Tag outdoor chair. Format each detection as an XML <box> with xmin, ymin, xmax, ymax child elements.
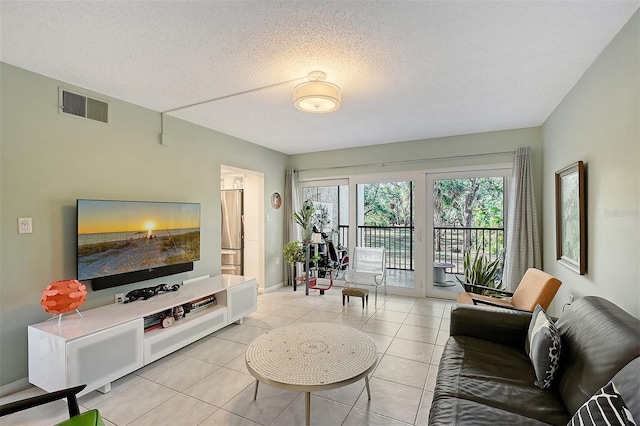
<box><xmin>457</xmin><ymin>267</ymin><xmax>562</xmax><ymax>312</ymax></box>
<box><xmin>344</xmin><ymin>246</ymin><xmax>386</xmax><ymax>306</ymax></box>
<box><xmin>0</xmin><ymin>384</ymin><xmax>104</xmax><ymax>426</ymax></box>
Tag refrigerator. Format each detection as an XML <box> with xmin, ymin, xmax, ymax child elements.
<box><xmin>221</xmin><ymin>189</ymin><xmax>244</xmax><ymax>275</ymax></box>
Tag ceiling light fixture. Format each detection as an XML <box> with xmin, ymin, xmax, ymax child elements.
<box><xmin>294</xmin><ymin>71</ymin><xmax>341</xmax><ymax>113</ymax></box>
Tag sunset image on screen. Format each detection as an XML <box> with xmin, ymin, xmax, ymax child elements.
<box><xmin>77</xmin><ymin>200</ymin><xmax>200</xmax><ymax>281</ymax></box>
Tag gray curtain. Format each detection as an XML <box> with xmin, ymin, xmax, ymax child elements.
<box><xmin>283</xmin><ymin>169</ymin><xmax>300</xmax><ymax>285</ymax></box>
<box><xmin>503</xmin><ymin>147</ymin><xmax>542</xmax><ymax>291</ymax></box>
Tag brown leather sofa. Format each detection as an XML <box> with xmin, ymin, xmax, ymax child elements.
<box><xmin>429</xmin><ymin>296</ymin><xmax>640</xmax><ymax>425</ymax></box>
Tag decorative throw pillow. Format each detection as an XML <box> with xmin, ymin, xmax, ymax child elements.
<box><xmin>567</xmin><ymin>382</ymin><xmax>637</xmax><ymax>426</ymax></box>
<box><xmin>526</xmin><ymin>304</ymin><xmax>561</xmax><ymax>389</ymax></box>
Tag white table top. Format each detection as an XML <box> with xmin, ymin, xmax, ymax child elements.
<box><xmin>245</xmin><ymin>322</ymin><xmax>378</xmax><ymax>392</ymax></box>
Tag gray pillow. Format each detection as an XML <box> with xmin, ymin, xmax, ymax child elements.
<box><xmin>568</xmin><ymin>382</ymin><xmax>637</xmax><ymax>426</ymax></box>
<box><xmin>526</xmin><ymin>304</ymin><xmax>561</xmax><ymax>389</ymax></box>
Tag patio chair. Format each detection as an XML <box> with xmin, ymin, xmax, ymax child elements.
<box><xmin>457</xmin><ymin>267</ymin><xmax>562</xmax><ymax>312</ymax></box>
<box><xmin>344</xmin><ymin>247</ymin><xmax>386</xmax><ymax>306</ymax></box>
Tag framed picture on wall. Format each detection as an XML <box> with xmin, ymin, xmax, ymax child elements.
<box><xmin>555</xmin><ymin>161</ymin><xmax>586</xmax><ymax>274</ymax></box>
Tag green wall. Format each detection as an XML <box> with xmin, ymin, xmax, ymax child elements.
<box><xmin>542</xmin><ymin>11</ymin><xmax>639</xmax><ymax>318</ymax></box>
<box><xmin>0</xmin><ymin>63</ymin><xmax>288</xmax><ymax>387</ymax></box>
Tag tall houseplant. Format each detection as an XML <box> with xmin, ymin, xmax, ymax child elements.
<box><xmin>292</xmin><ymin>201</ymin><xmax>315</xmax><ymax>242</ymax></box>
<box><xmin>456</xmin><ymin>249</ymin><xmax>503</xmax><ymax>295</ymax></box>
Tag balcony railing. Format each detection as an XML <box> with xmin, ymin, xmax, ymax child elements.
<box><xmin>334</xmin><ymin>225</ymin><xmax>503</xmax><ymax>275</ymax></box>
<box><xmin>434</xmin><ymin>227</ymin><xmax>504</xmax><ymax>274</ymax></box>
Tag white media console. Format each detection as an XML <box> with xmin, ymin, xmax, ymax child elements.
<box><xmin>28</xmin><ymin>274</ymin><xmax>257</xmax><ymax>396</ymax></box>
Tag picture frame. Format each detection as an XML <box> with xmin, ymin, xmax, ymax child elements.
<box><xmin>271</xmin><ymin>192</ymin><xmax>282</xmax><ymax>209</ymax></box>
<box><xmin>555</xmin><ymin>161</ymin><xmax>586</xmax><ymax>274</ymax></box>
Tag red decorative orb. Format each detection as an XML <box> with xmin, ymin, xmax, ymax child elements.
<box><xmin>41</xmin><ymin>279</ymin><xmax>87</xmax><ymax>314</ymax></box>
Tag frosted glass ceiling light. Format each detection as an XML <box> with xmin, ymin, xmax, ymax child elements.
<box><xmin>294</xmin><ymin>71</ymin><xmax>341</xmax><ymax>113</ymax></box>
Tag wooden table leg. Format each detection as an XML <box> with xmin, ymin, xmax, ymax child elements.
<box><xmin>253</xmin><ymin>380</ymin><xmax>259</xmax><ymax>400</ymax></box>
<box><xmin>305</xmin><ymin>391</ymin><xmax>311</xmax><ymax>426</ymax></box>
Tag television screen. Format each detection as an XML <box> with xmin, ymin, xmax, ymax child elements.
<box><xmin>77</xmin><ymin>199</ymin><xmax>201</xmax><ymax>290</ymax></box>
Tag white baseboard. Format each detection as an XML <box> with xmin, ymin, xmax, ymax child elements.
<box><xmin>0</xmin><ymin>377</ymin><xmax>31</xmax><ymax>398</ymax></box>
<box><xmin>259</xmin><ymin>282</ymin><xmax>284</xmax><ymax>293</ymax></box>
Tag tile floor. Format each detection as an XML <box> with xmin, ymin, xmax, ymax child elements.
<box><xmin>1</xmin><ymin>286</ymin><xmax>456</xmax><ymax>426</ymax></box>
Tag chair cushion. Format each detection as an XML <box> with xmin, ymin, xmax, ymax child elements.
<box><xmin>342</xmin><ymin>288</ymin><xmax>368</xmax><ymax>297</ymax></box>
<box><xmin>526</xmin><ymin>305</ymin><xmax>561</xmax><ymax>389</ymax></box>
<box><xmin>511</xmin><ymin>268</ymin><xmax>561</xmax><ymax>311</ymax></box>
<box><xmin>54</xmin><ymin>409</ymin><xmax>105</xmax><ymax>426</ymax></box>
<box><xmin>568</xmin><ymin>382</ymin><xmax>637</xmax><ymax>426</ymax></box>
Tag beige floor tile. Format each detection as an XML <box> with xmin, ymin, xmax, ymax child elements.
<box><xmin>372</xmin><ymin>354</ymin><xmax>428</xmax><ymax>389</ymax></box>
<box><xmin>386</xmin><ymin>338</ymin><xmax>435</xmax><ymax>364</ymax></box>
<box><xmin>371</xmin><ymin>309</ymin><xmax>409</xmax><ymax>324</ymax></box>
<box><xmin>134</xmin><ymin>351</ymin><xmax>188</xmax><ymax>379</ymax></box>
<box><xmin>189</xmin><ymin>337</ymin><xmax>249</xmax><ymax>366</ymax></box>
<box><xmin>243</xmin><ymin>314</ymin><xmax>295</xmax><ymax>330</ymax></box>
<box><xmin>430</xmin><ymin>345</ymin><xmax>445</xmax><ymax>365</ymax></box>
<box><xmin>79</xmin><ymin>373</ymin><xmax>145</xmax><ymax>408</ymax></box>
<box><xmin>396</xmin><ymin>324</ymin><xmax>439</xmax><ymax>344</ymax></box>
<box><xmin>342</xmin><ymin>407</ymin><xmax>413</xmax><ymax>425</ymax></box>
<box><xmin>216</xmin><ymin>324</ymin><xmax>268</xmax><ymax>345</ymax></box>
<box><xmin>361</xmin><ymin>319</ymin><xmax>402</xmax><ymax>337</ymax></box>
<box><xmin>354</xmin><ymin>377</ymin><xmax>422</xmax><ymax>424</ymax></box>
<box><xmin>409</xmin><ymin>305</ymin><xmax>445</xmax><ymax>318</ymax></box>
<box><xmin>148</xmin><ymin>357</ymin><xmax>219</xmax><ymax>391</ymax></box>
<box><xmin>270</xmin><ymin>305</ymin><xmax>311</xmax><ymax>319</ymax></box>
<box><xmin>425</xmin><ymin>364</ymin><xmax>439</xmax><ymax>392</ymax></box>
<box><xmin>200</xmin><ymin>408</ymin><xmax>262</xmax><ymax>425</ymax></box>
<box><xmin>379</xmin><ymin>301</ymin><xmax>415</xmax><ymax>313</ymax></box>
<box><xmin>224</xmin><ymin>352</ymin><xmax>253</xmax><ymax>375</ymax></box>
<box><xmin>403</xmin><ymin>314</ymin><xmax>442</xmax><ymax>330</ymax></box>
<box><xmin>271</xmin><ymin>393</ymin><xmax>351</xmax><ymax>426</ymax></box>
<box><xmin>128</xmin><ymin>393</ymin><xmax>217</xmax><ymax>425</ymax></box>
<box><xmin>93</xmin><ymin>379</ymin><xmax>177</xmax><ymax>425</ymax></box>
<box><xmin>364</xmin><ymin>331</ymin><xmax>395</xmax><ymax>353</ymax></box>
<box><xmin>414</xmin><ymin>390</ymin><xmax>434</xmax><ymax>425</ymax></box>
<box><xmin>222</xmin><ymin>379</ymin><xmax>298</xmax><ymax>425</ymax></box>
<box><xmin>183</xmin><ymin>367</ymin><xmax>255</xmax><ymax>407</ymax></box>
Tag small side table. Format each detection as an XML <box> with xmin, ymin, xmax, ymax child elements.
<box><xmin>433</xmin><ymin>262</ymin><xmax>456</xmax><ymax>287</ymax></box>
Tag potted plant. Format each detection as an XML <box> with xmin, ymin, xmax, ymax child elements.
<box><xmin>283</xmin><ymin>240</ymin><xmax>305</xmax><ymax>284</ymax></box>
<box><xmin>292</xmin><ymin>201</ymin><xmax>315</xmax><ymax>242</ymax></box>
<box><xmin>455</xmin><ymin>249</ymin><xmax>503</xmax><ymax>295</ymax></box>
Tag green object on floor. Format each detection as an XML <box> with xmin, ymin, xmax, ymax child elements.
<box><xmin>55</xmin><ymin>409</ymin><xmax>104</xmax><ymax>426</ymax></box>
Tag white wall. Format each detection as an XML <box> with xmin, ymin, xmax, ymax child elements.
<box><xmin>542</xmin><ymin>11</ymin><xmax>639</xmax><ymax>318</ymax></box>
<box><xmin>0</xmin><ymin>63</ymin><xmax>288</xmax><ymax>387</ymax></box>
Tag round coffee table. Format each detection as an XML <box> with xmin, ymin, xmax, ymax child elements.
<box><xmin>245</xmin><ymin>322</ymin><xmax>378</xmax><ymax>426</ymax></box>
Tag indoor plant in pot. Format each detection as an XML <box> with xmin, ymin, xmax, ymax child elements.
<box><xmin>283</xmin><ymin>240</ymin><xmax>305</xmax><ymax>283</ymax></box>
<box><xmin>455</xmin><ymin>248</ymin><xmax>503</xmax><ymax>295</ymax></box>
<box><xmin>292</xmin><ymin>200</ymin><xmax>315</xmax><ymax>242</ymax></box>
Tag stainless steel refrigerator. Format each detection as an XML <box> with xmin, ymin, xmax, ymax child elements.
<box><xmin>221</xmin><ymin>189</ymin><xmax>244</xmax><ymax>275</ymax></box>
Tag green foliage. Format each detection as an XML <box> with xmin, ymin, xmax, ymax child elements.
<box><xmin>363</xmin><ymin>181</ymin><xmax>414</xmax><ymax>226</ymax></box>
<box><xmin>283</xmin><ymin>241</ymin><xmax>305</xmax><ymax>264</ymax></box>
<box><xmin>292</xmin><ymin>201</ymin><xmax>315</xmax><ymax>240</ymax></box>
<box><xmin>434</xmin><ymin>177</ymin><xmax>504</xmax><ymax>229</ymax></box>
<box><xmin>456</xmin><ymin>249</ymin><xmax>503</xmax><ymax>295</ymax></box>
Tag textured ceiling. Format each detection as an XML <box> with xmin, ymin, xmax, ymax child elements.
<box><xmin>1</xmin><ymin>1</ymin><xmax>637</xmax><ymax>155</ymax></box>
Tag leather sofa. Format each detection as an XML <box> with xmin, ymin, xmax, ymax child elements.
<box><xmin>428</xmin><ymin>296</ymin><xmax>640</xmax><ymax>425</ymax></box>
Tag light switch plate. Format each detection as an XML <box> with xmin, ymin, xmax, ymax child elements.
<box><xmin>18</xmin><ymin>218</ymin><xmax>32</xmax><ymax>234</ymax></box>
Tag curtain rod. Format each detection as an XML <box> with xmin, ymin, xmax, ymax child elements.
<box><xmin>296</xmin><ymin>150</ymin><xmax>516</xmax><ymax>172</ymax></box>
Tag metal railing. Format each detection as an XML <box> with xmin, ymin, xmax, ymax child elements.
<box><xmin>433</xmin><ymin>227</ymin><xmax>504</xmax><ymax>274</ymax></box>
<box><xmin>335</xmin><ymin>225</ymin><xmax>503</xmax><ymax>275</ymax></box>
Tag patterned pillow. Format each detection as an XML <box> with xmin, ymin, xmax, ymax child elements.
<box><xmin>526</xmin><ymin>304</ymin><xmax>561</xmax><ymax>389</ymax></box>
<box><xmin>568</xmin><ymin>382</ymin><xmax>637</xmax><ymax>426</ymax></box>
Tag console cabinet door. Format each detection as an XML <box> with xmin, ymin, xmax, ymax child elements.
<box><xmin>227</xmin><ymin>279</ymin><xmax>257</xmax><ymax>323</ymax></box>
<box><xmin>67</xmin><ymin>318</ymin><xmax>143</xmax><ymax>394</ymax></box>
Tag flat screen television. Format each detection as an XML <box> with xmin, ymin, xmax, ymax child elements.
<box><xmin>77</xmin><ymin>199</ymin><xmax>201</xmax><ymax>291</ymax></box>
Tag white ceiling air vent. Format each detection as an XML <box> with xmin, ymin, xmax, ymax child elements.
<box><xmin>59</xmin><ymin>88</ymin><xmax>108</xmax><ymax>123</ymax></box>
